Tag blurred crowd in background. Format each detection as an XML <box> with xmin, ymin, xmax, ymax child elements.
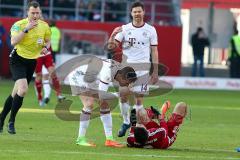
<box><xmin>0</xmin><ymin>0</ymin><xmax>130</xmax><ymax>22</ymax></box>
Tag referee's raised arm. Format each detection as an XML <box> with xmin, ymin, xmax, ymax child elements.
<box><xmin>0</xmin><ymin>1</ymin><xmax>51</xmax><ymax>134</ymax></box>
<box><xmin>11</xmin><ymin>20</ymin><xmax>38</xmax><ymax>46</ymax></box>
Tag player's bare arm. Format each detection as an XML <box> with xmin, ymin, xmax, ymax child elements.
<box><xmin>107</xmin><ymin>26</ymin><xmax>122</xmax><ymax>50</ymax></box>
<box><xmin>150</xmin><ymin>45</ymin><xmax>159</xmax><ymax>84</ymax></box>
<box><xmin>11</xmin><ymin>20</ymin><xmax>38</xmax><ymax>46</ymax></box>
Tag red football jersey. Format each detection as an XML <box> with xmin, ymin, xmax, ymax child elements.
<box><xmin>127</xmin><ymin>113</ymin><xmax>184</xmax><ymax>149</ymax></box>
<box><xmin>127</xmin><ymin>120</ymin><xmax>169</xmax><ymax>149</ymax></box>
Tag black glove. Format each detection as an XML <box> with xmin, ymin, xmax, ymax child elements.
<box><xmin>130</xmin><ymin>109</ymin><xmax>137</xmax><ymax>126</ymax></box>
<box><xmin>150</xmin><ymin>106</ymin><xmax>160</xmax><ymax>117</ymax></box>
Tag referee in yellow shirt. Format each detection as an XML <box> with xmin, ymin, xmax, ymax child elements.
<box><xmin>0</xmin><ymin>1</ymin><xmax>51</xmax><ymax>134</ymax></box>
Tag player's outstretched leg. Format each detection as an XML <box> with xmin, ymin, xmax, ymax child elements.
<box><xmin>160</xmin><ymin>100</ymin><xmax>171</xmax><ymax>119</ymax></box>
<box><xmin>118</xmin><ymin>123</ymin><xmax>130</xmax><ymax>137</ymax></box>
<box><xmin>167</xmin><ymin>102</ymin><xmax>187</xmax><ymax>147</ymax></box>
<box><xmin>118</xmin><ymin>102</ymin><xmax>131</xmax><ymax>137</ymax></box>
<box><xmin>118</xmin><ymin>88</ymin><xmax>131</xmax><ymax>137</ymax></box>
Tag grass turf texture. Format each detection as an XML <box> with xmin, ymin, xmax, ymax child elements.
<box><xmin>0</xmin><ymin>79</ymin><xmax>239</xmax><ymax>160</ymax></box>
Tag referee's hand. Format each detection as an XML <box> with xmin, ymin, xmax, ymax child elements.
<box><xmin>26</xmin><ymin>20</ymin><xmax>38</xmax><ymax>30</ymax></box>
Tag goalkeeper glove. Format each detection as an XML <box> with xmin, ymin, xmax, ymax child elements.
<box><xmin>150</xmin><ymin>106</ymin><xmax>160</xmax><ymax>117</ymax></box>
<box><xmin>130</xmin><ymin>109</ymin><xmax>137</xmax><ymax>126</ymax></box>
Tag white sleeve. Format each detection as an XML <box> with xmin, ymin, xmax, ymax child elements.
<box><xmin>98</xmin><ymin>81</ymin><xmax>110</xmax><ymax>100</ymax></box>
<box><xmin>99</xmin><ymin>62</ymin><xmax>111</xmax><ymax>84</ymax></box>
<box><xmin>150</xmin><ymin>27</ymin><xmax>158</xmax><ymax>46</ymax></box>
<box><xmin>99</xmin><ymin>81</ymin><xmax>109</xmax><ymax>92</ymax></box>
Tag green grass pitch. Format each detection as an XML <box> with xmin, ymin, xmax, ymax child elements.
<box><xmin>0</xmin><ymin>79</ymin><xmax>239</xmax><ymax>160</ymax></box>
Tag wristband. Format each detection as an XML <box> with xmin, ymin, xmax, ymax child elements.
<box><xmin>23</xmin><ymin>28</ymin><xmax>28</xmax><ymax>33</ymax></box>
<box><xmin>44</xmin><ymin>46</ymin><xmax>49</xmax><ymax>51</ymax></box>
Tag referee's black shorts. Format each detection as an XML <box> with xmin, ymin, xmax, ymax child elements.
<box><xmin>9</xmin><ymin>50</ymin><xmax>36</xmax><ymax>84</ymax></box>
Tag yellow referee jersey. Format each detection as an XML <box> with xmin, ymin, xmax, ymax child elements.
<box><xmin>10</xmin><ymin>18</ymin><xmax>51</xmax><ymax>59</ymax></box>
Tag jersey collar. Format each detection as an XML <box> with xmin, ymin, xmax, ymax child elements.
<box><xmin>132</xmin><ymin>22</ymin><xmax>145</xmax><ymax>28</ymax></box>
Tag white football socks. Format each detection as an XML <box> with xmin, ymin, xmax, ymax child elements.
<box><xmin>133</xmin><ymin>104</ymin><xmax>144</xmax><ymax>111</ymax></box>
<box><xmin>43</xmin><ymin>79</ymin><xmax>51</xmax><ymax>99</ymax></box>
<box><xmin>100</xmin><ymin>111</ymin><xmax>113</xmax><ymax>140</ymax></box>
<box><xmin>119</xmin><ymin>102</ymin><xmax>130</xmax><ymax>125</ymax></box>
<box><xmin>78</xmin><ymin>109</ymin><xmax>91</xmax><ymax>138</ymax></box>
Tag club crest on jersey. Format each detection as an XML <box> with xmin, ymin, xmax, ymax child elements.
<box><xmin>37</xmin><ymin>38</ymin><xmax>43</xmax><ymax>44</ymax></box>
<box><xmin>128</xmin><ymin>32</ymin><xmax>132</xmax><ymax>35</ymax></box>
<box><xmin>142</xmin><ymin>32</ymin><xmax>148</xmax><ymax>37</ymax></box>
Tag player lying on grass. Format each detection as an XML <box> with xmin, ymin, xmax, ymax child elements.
<box><xmin>66</xmin><ymin>56</ymin><xmax>137</xmax><ymax>147</ymax></box>
<box><xmin>127</xmin><ymin>101</ymin><xmax>188</xmax><ymax>149</ymax></box>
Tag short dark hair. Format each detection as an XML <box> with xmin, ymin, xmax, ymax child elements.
<box><xmin>28</xmin><ymin>0</ymin><xmax>40</xmax><ymax>9</ymax></box>
<box><xmin>49</xmin><ymin>20</ymin><xmax>56</xmax><ymax>27</ymax></box>
<box><xmin>131</xmin><ymin>1</ymin><xmax>144</xmax><ymax>11</ymax></box>
<box><xmin>234</xmin><ymin>30</ymin><xmax>239</xmax><ymax>35</ymax></box>
<box><xmin>197</xmin><ymin>27</ymin><xmax>203</xmax><ymax>34</ymax></box>
<box><xmin>134</xmin><ymin>127</ymin><xmax>148</xmax><ymax>146</ymax></box>
<box><xmin>120</xmin><ymin>66</ymin><xmax>137</xmax><ymax>83</ymax></box>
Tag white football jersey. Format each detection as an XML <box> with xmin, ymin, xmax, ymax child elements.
<box><xmin>66</xmin><ymin>59</ymin><xmax>122</xmax><ymax>95</ymax></box>
<box><xmin>115</xmin><ymin>22</ymin><xmax>158</xmax><ymax>63</ymax></box>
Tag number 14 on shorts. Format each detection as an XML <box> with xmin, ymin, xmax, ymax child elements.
<box><xmin>141</xmin><ymin>84</ymin><xmax>148</xmax><ymax>92</ymax></box>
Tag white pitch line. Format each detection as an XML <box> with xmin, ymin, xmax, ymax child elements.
<box><xmin>0</xmin><ymin>149</ymin><xmax>239</xmax><ymax>160</ymax></box>
<box><xmin>0</xmin><ymin>104</ymin><xmax>239</xmax><ymax>116</ymax></box>
<box><xmin>0</xmin><ymin>107</ymin><xmax>122</xmax><ymax>115</ymax></box>
<box><xmin>3</xmin><ymin>132</ymin><xmax>236</xmax><ymax>154</ymax></box>
<box><xmin>181</xmin><ymin>147</ymin><xmax>236</xmax><ymax>153</ymax></box>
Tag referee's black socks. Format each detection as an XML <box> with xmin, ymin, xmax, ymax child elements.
<box><xmin>0</xmin><ymin>95</ymin><xmax>13</xmax><ymax>125</ymax></box>
<box><xmin>9</xmin><ymin>94</ymin><xmax>24</xmax><ymax>123</ymax></box>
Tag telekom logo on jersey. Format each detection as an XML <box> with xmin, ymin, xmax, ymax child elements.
<box><xmin>129</xmin><ymin>38</ymin><xmax>136</xmax><ymax>46</ymax></box>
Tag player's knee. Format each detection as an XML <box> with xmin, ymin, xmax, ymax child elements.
<box><xmin>135</xmin><ymin>95</ymin><xmax>143</xmax><ymax>106</ymax></box>
<box><xmin>18</xmin><ymin>85</ymin><xmax>28</xmax><ymax>96</ymax></box>
<box><xmin>42</xmin><ymin>74</ymin><xmax>49</xmax><ymax>80</ymax></box>
<box><xmin>50</xmin><ymin>72</ymin><xmax>57</xmax><ymax>79</ymax></box>
<box><xmin>120</xmin><ymin>92</ymin><xmax>129</xmax><ymax>103</ymax></box>
<box><xmin>80</xmin><ymin>96</ymin><xmax>94</xmax><ymax>108</ymax></box>
<box><xmin>173</xmin><ymin>102</ymin><xmax>188</xmax><ymax>117</ymax></box>
<box><xmin>48</xmin><ymin>66</ymin><xmax>54</xmax><ymax>74</ymax></box>
<box><xmin>85</xmin><ymin>100</ymin><xmax>94</xmax><ymax>109</ymax></box>
<box><xmin>120</xmin><ymin>95</ymin><xmax>128</xmax><ymax>103</ymax></box>
<box><xmin>99</xmin><ymin>100</ymin><xmax>110</xmax><ymax>109</ymax></box>
<box><xmin>83</xmin><ymin>106</ymin><xmax>93</xmax><ymax>112</ymax></box>
<box><xmin>120</xmin><ymin>91</ymin><xmax>129</xmax><ymax>103</ymax></box>
<box><xmin>35</xmin><ymin>73</ymin><xmax>42</xmax><ymax>81</ymax></box>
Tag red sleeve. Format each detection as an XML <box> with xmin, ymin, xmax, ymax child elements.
<box><xmin>127</xmin><ymin>127</ymin><xmax>145</xmax><ymax>148</ymax></box>
<box><xmin>148</xmin><ymin>127</ymin><xmax>166</xmax><ymax>140</ymax></box>
<box><xmin>146</xmin><ymin>127</ymin><xmax>169</xmax><ymax>149</ymax></box>
<box><xmin>127</xmin><ymin>135</ymin><xmax>135</xmax><ymax>147</ymax></box>
<box><xmin>127</xmin><ymin>127</ymin><xmax>136</xmax><ymax>147</ymax></box>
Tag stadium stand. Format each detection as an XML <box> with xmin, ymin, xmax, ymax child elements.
<box><xmin>0</xmin><ymin>0</ymin><xmax>181</xmax><ymax>25</ymax></box>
